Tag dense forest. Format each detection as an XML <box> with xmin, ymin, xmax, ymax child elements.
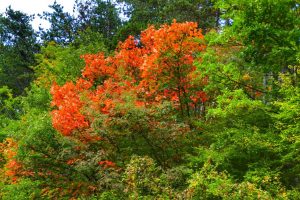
<box><xmin>0</xmin><ymin>0</ymin><xmax>300</xmax><ymax>199</ymax></box>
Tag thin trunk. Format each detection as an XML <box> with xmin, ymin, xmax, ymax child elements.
<box><xmin>263</xmin><ymin>73</ymin><xmax>267</xmax><ymax>104</ymax></box>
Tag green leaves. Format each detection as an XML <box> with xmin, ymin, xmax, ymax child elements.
<box><xmin>0</xmin><ymin>179</ymin><xmax>42</xmax><ymax>200</ymax></box>
<box><xmin>35</xmin><ymin>34</ymin><xmax>107</xmax><ymax>86</ymax></box>
<box><xmin>217</xmin><ymin>0</ymin><xmax>300</xmax><ymax>73</ymax></box>
<box><xmin>0</xmin><ymin>0</ymin><xmax>299</xmax><ymax>198</ymax></box>
<box><xmin>0</xmin><ymin>7</ymin><xmax>38</xmax><ymax>95</ymax></box>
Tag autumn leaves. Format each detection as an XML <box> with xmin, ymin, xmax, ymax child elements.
<box><xmin>51</xmin><ymin>21</ymin><xmax>207</xmax><ymax>137</ymax></box>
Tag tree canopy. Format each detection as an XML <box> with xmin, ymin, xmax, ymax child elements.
<box><xmin>0</xmin><ymin>0</ymin><xmax>300</xmax><ymax>199</ymax></box>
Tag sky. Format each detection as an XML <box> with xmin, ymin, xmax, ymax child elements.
<box><xmin>0</xmin><ymin>0</ymin><xmax>75</xmax><ymax>30</ymax></box>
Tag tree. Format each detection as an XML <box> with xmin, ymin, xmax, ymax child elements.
<box><xmin>116</xmin><ymin>0</ymin><xmax>219</xmax><ymax>41</ymax></box>
<box><xmin>39</xmin><ymin>1</ymin><xmax>76</xmax><ymax>45</ymax></box>
<box><xmin>273</xmin><ymin>65</ymin><xmax>300</xmax><ymax>188</ymax></box>
<box><xmin>217</xmin><ymin>0</ymin><xmax>300</xmax><ymax>73</ymax></box>
<box><xmin>50</xmin><ymin>21</ymin><xmax>207</xmax><ymax>137</ymax></box>
<box><xmin>75</xmin><ymin>0</ymin><xmax>122</xmax><ymax>48</ymax></box>
<box><xmin>1</xmin><ymin>0</ymin><xmax>299</xmax><ymax>197</ymax></box>
<box><xmin>0</xmin><ymin>7</ymin><xmax>39</xmax><ymax>95</ymax></box>
<box><xmin>40</xmin><ymin>0</ymin><xmax>122</xmax><ymax>49</ymax></box>
<box><xmin>35</xmin><ymin>30</ymin><xmax>107</xmax><ymax>87</ymax></box>
<box><xmin>185</xmin><ymin>1</ymin><xmax>300</xmax><ymax>197</ymax></box>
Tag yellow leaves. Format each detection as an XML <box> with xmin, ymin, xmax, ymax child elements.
<box><xmin>2</xmin><ymin>138</ymin><xmax>17</xmax><ymax>159</ymax></box>
<box><xmin>242</xmin><ymin>73</ymin><xmax>251</xmax><ymax>81</ymax></box>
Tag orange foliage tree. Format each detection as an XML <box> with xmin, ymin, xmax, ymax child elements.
<box><xmin>51</xmin><ymin>20</ymin><xmax>207</xmax><ymax>138</ymax></box>
<box><xmin>50</xmin><ymin>21</ymin><xmax>207</xmax><ymax>175</ymax></box>
<box><xmin>0</xmin><ymin>21</ymin><xmax>207</xmax><ymax>198</ymax></box>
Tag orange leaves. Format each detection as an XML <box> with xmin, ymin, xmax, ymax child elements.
<box><xmin>190</xmin><ymin>91</ymin><xmax>208</xmax><ymax>104</ymax></box>
<box><xmin>50</xmin><ymin>20</ymin><xmax>208</xmax><ymax>137</ymax></box>
<box><xmin>140</xmin><ymin>20</ymin><xmax>204</xmax><ymax>55</ymax></box>
<box><xmin>137</xmin><ymin>20</ymin><xmax>206</xmax><ymax>107</ymax></box>
<box><xmin>5</xmin><ymin>160</ymin><xmax>21</xmax><ymax>179</ymax></box>
<box><xmin>76</xmin><ymin>78</ymin><xmax>93</xmax><ymax>91</ymax></box>
<box><xmin>1</xmin><ymin>138</ymin><xmax>17</xmax><ymax>160</ymax></box>
<box><xmin>98</xmin><ymin>160</ymin><xmax>116</xmax><ymax>169</ymax></box>
<box><xmin>0</xmin><ymin>138</ymin><xmax>22</xmax><ymax>183</ymax></box>
<box><xmin>89</xmin><ymin>79</ymin><xmax>133</xmax><ymax>114</ymax></box>
<box><xmin>82</xmin><ymin>53</ymin><xmax>115</xmax><ymax>81</ymax></box>
<box><xmin>114</xmin><ymin>36</ymin><xmax>144</xmax><ymax>82</ymax></box>
<box><xmin>50</xmin><ymin>81</ymin><xmax>90</xmax><ymax>136</ymax></box>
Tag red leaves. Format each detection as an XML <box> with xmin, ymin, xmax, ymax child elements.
<box><xmin>98</xmin><ymin>160</ymin><xmax>116</xmax><ymax>169</ymax></box>
<box><xmin>137</xmin><ymin>20</ymin><xmax>206</xmax><ymax>107</ymax></box>
<box><xmin>50</xmin><ymin>21</ymin><xmax>208</xmax><ymax>137</ymax></box>
<box><xmin>5</xmin><ymin>159</ymin><xmax>22</xmax><ymax>183</ymax></box>
<box><xmin>50</xmin><ymin>81</ymin><xmax>90</xmax><ymax>136</ymax></box>
<box><xmin>82</xmin><ymin>53</ymin><xmax>115</xmax><ymax>81</ymax></box>
<box><xmin>191</xmin><ymin>91</ymin><xmax>208</xmax><ymax>104</ymax></box>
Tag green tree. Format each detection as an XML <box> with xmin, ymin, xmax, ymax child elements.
<box><xmin>75</xmin><ymin>0</ymin><xmax>122</xmax><ymax>49</ymax></box>
<box><xmin>35</xmin><ymin>30</ymin><xmax>107</xmax><ymax>87</ymax></box>
<box><xmin>117</xmin><ymin>0</ymin><xmax>219</xmax><ymax>41</ymax></box>
<box><xmin>0</xmin><ymin>7</ymin><xmax>39</xmax><ymax>95</ymax></box>
<box><xmin>217</xmin><ymin>0</ymin><xmax>300</xmax><ymax>73</ymax></box>
<box><xmin>39</xmin><ymin>1</ymin><xmax>76</xmax><ymax>45</ymax></box>
<box><xmin>273</xmin><ymin>64</ymin><xmax>300</xmax><ymax>188</ymax></box>
<box><xmin>40</xmin><ymin>0</ymin><xmax>121</xmax><ymax>49</ymax></box>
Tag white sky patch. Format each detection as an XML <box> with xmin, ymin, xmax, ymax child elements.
<box><xmin>0</xmin><ymin>0</ymin><xmax>75</xmax><ymax>30</ymax></box>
